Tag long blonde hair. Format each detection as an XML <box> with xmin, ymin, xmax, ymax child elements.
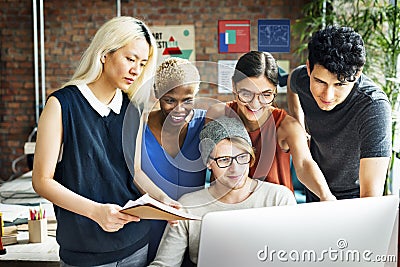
<box><xmin>62</xmin><ymin>16</ymin><xmax>157</xmax><ymax>106</ymax></box>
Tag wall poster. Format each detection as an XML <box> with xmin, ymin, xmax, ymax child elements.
<box><xmin>150</xmin><ymin>25</ymin><xmax>196</xmax><ymax>63</ymax></box>
<box><xmin>218</xmin><ymin>20</ymin><xmax>250</xmax><ymax>53</ymax></box>
<box><xmin>218</xmin><ymin>60</ymin><xmax>238</xmax><ymax>93</ymax></box>
<box><xmin>258</xmin><ymin>19</ymin><xmax>290</xmax><ymax>53</ymax></box>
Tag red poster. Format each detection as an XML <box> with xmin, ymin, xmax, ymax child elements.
<box><xmin>218</xmin><ymin>20</ymin><xmax>250</xmax><ymax>53</ymax></box>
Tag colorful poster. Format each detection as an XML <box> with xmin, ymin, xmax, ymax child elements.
<box><xmin>258</xmin><ymin>19</ymin><xmax>290</xmax><ymax>53</ymax></box>
<box><xmin>150</xmin><ymin>25</ymin><xmax>195</xmax><ymax>63</ymax></box>
<box><xmin>218</xmin><ymin>20</ymin><xmax>250</xmax><ymax>53</ymax></box>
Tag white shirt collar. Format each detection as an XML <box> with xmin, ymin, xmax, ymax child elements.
<box><xmin>77</xmin><ymin>84</ymin><xmax>123</xmax><ymax>117</ymax></box>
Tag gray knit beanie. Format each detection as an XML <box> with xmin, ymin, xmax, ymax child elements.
<box><xmin>199</xmin><ymin>116</ymin><xmax>252</xmax><ymax>165</ymax></box>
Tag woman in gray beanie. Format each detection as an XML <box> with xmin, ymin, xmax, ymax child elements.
<box><xmin>148</xmin><ymin>116</ymin><xmax>296</xmax><ymax>267</ymax></box>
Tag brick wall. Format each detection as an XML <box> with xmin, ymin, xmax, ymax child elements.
<box><xmin>0</xmin><ymin>0</ymin><xmax>310</xmax><ymax>180</ymax></box>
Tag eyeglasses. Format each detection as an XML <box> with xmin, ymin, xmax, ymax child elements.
<box><xmin>209</xmin><ymin>152</ymin><xmax>251</xmax><ymax>168</ymax></box>
<box><xmin>235</xmin><ymin>89</ymin><xmax>276</xmax><ymax>105</ymax></box>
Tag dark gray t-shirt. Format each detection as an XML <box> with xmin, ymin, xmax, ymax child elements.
<box><xmin>290</xmin><ymin>65</ymin><xmax>392</xmax><ymax>198</ymax></box>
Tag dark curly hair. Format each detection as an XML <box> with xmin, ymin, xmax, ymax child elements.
<box><xmin>232</xmin><ymin>51</ymin><xmax>279</xmax><ymax>86</ymax></box>
<box><xmin>308</xmin><ymin>25</ymin><xmax>366</xmax><ymax>82</ymax></box>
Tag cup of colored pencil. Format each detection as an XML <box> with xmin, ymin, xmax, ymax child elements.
<box><xmin>28</xmin><ymin>204</ymin><xmax>47</xmax><ymax>243</ymax></box>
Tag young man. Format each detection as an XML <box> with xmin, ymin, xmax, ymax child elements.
<box><xmin>287</xmin><ymin>25</ymin><xmax>392</xmax><ymax>202</ymax></box>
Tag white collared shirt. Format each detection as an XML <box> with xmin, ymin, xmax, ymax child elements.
<box><xmin>77</xmin><ymin>84</ymin><xmax>123</xmax><ymax>117</ymax></box>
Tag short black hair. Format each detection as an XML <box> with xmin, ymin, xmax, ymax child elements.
<box><xmin>308</xmin><ymin>25</ymin><xmax>366</xmax><ymax>82</ymax></box>
<box><xmin>232</xmin><ymin>51</ymin><xmax>279</xmax><ymax>86</ymax></box>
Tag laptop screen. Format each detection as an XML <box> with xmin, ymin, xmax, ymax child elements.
<box><xmin>197</xmin><ymin>195</ymin><xmax>398</xmax><ymax>267</ymax></box>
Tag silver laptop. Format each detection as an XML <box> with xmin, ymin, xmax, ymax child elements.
<box><xmin>197</xmin><ymin>195</ymin><xmax>398</xmax><ymax>267</ymax></box>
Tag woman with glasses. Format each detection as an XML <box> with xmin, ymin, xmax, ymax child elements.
<box><xmin>148</xmin><ymin>116</ymin><xmax>296</xmax><ymax>267</ymax></box>
<box><xmin>206</xmin><ymin>51</ymin><xmax>335</xmax><ymax>201</ymax></box>
<box><xmin>141</xmin><ymin>57</ymin><xmax>207</xmax><ymax>264</ymax></box>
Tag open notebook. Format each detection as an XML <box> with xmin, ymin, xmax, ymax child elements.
<box><xmin>120</xmin><ymin>194</ymin><xmax>201</xmax><ymax>221</ymax></box>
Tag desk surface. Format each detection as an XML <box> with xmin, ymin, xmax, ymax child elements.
<box><xmin>0</xmin><ymin>171</ymin><xmax>48</xmax><ymax>205</ymax></box>
<box><xmin>0</xmin><ymin>232</ymin><xmax>59</xmax><ymax>264</ymax></box>
<box><xmin>0</xmin><ymin>172</ymin><xmax>60</xmax><ymax>266</ymax></box>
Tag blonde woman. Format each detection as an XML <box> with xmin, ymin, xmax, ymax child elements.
<box><xmin>32</xmin><ymin>17</ymin><xmax>165</xmax><ymax>267</ymax></box>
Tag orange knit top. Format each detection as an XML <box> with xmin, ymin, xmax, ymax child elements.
<box><xmin>226</xmin><ymin>101</ymin><xmax>293</xmax><ymax>192</ymax></box>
